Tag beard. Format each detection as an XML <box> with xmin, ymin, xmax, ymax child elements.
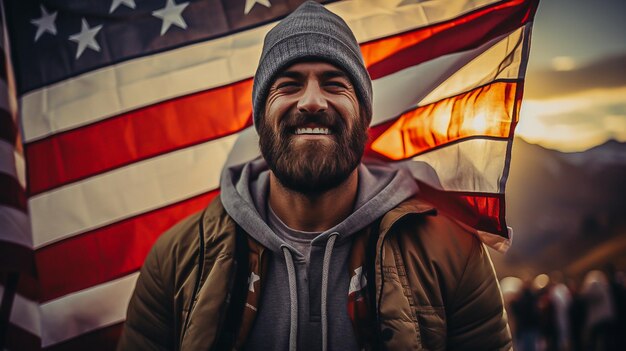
<box><xmin>258</xmin><ymin>108</ymin><xmax>368</xmax><ymax>195</ymax></box>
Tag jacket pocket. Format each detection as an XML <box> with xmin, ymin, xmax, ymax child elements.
<box><xmin>415</xmin><ymin>306</ymin><xmax>446</xmax><ymax>351</ymax></box>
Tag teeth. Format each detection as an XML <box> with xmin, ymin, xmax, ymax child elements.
<box><xmin>295</xmin><ymin>127</ymin><xmax>330</xmax><ymax>135</ymax></box>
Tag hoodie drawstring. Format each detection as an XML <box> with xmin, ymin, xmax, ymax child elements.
<box><xmin>321</xmin><ymin>233</ymin><xmax>339</xmax><ymax>351</ymax></box>
<box><xmin>282</xmin><ymin>246</ymin><xmax>298</xmax><ymax>351</ymax></box>
<box><xmin>282</xmin><ymin>233</ymin><xmax>339</xmax><ymax>351</ymax></box>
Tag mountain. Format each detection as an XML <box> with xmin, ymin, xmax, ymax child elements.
<box><xmin>491</xmin><ymin>138</ymin><xmax>626</xmax><ymax>278</ymax></box>
<box><xmin>559</xmin><ymin>139</ymin><xmax>626</xmax><ymax>170</ymax></box>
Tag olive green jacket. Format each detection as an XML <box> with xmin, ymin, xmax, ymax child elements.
<box><xmin>119</xmin><ymin>196</ymin><xmax>512</xmax><ymax>350</ymax></box>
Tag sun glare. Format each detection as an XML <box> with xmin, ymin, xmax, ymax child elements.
<box><xmin>517</xmin><ymin>87</ymin><xmax>626</xmax><ymax>152</ymax></box>
<box><xmin>550</xmin><ymin>56</ymin><xmax>576</xmax><ymax>71</ymax></box>
<box><xmin>471</xmin><ymin>112</ymin><xmax>489</xmax><ymax>134</ymax></box>
<box><xmin>431</xmin><ymin>110</ymin><xmax>451</xmax><ymax>137</ymax></box>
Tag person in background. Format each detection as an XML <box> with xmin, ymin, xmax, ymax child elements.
<box><xmin>567</xmin><ymin>278</ymin><xmax>586</xmax><ymax>351</ymax></box>
<box><xmin>537</xmin><ymin>281</ymin><xmax>558</xmax><ymax>351</ymax></box>
<box><xmin>613</xmin><ymin>270</ymin><xmax>626</xmax><ymax>350</ymax></box>
<box><xmin>511</xmin><ymin>279</ymin><xmax>540</xmax><ymax>351</ymax></box>
<box><xmin>550</xmin><ymin>272</ymin><xmax>572</xmax><ymax>351</ymax></box>
<box><xmin>581</xmin><ymin>270</ymin><xmax>616</xmax><ymax>351</ymax></box>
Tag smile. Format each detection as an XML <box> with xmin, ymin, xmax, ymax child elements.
<box><xmin>294</xmin><ymin>127</ymin><xmax>331</xmax><ymax>135</ymax></box>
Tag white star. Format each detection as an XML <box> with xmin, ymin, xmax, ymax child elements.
<box><xmin>348</xmin><ymin>266</ymin><xmax>367</xmax><ymax>295</ymax></box>
<box><xmin>30</xmin><ymin>5</ymin><xmax>57</xmax><ymax>42</ymax></box>
<box><xmin>69</xmin><ymin>18</ymin><xmax>103</xmax><ymax>59</ymax></box>
<box><xmin>152</xmin><ymin>0</ymin><xmax>190</xmax><ymax>36</ymax></box>
<box><xmin>244</xmin><ymin>0</ymin><xmax>272</xmax><ymax>15</ymax></box>
<box><xmin>109</xmin><ymin>0</ymin><xmax>136</xmax><ymax>13</ymax></box>
<box><xmin>248</xmin><ymin>272</ymin><xmax>260</xmax><ymax>293</ymax></box>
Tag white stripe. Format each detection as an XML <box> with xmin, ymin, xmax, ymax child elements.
<box><xmin>402</xmin><ymin>138</ymin><xmax>508</xmax><ymax>193</ymax></box>
<box><xmin>417</xmin><ymin>25</ymin><xmax>526</xmax><ymax>107</ymax></box>
<box><xmin>20</xmin><ymin>0</ymin><xmax>501</xmax><ymax>142</ymax></box>
<box><xmin>29</xmin><ymin>134</ymin><xmax>237</xmax><ymax>249</ymax></box>
<box><xmin>1</xmin><ymin>285</ymin><xmax>41</xmax><ymax>337</ymax></box>
<box><xmin>372</xmin><ymin>27</ymin><xmax>525</xmax><ymax>126</ymax></box>
<box><xmin>40</xmin><ymin>273</ymin><xmax>138</xmax><ymax>347</ymax></box>
<box><xmin>3</xmin><ymin>273</ymin><xmax>139</xmax><ymax>347</ymax></box>
<box><xmin>0</xmin><ymin>205</ymin><xmax>31</xmax><ymax>247</ymax></box>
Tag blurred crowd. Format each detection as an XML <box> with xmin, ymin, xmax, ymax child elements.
<box><xmin>501</xmin><ymin>266</ymin><xmax>626</xmax><ymax>351</ymax></box>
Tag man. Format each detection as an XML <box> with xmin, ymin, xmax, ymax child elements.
<box><xmin>119</xmin><ymin>1</ymin><xmax>511</xmax><ymax>350</ymax></box>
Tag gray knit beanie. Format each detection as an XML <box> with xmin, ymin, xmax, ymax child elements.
<box><xmin>252</xmin><ymin>0</ymin><xmax>372</xmax><ymax>130</ymax></box>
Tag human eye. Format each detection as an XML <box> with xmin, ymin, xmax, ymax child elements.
<box><xmin>325</xmin><ymin>79</ymin><xmax>349</xmax><ymax>90</ymax></box>
<box><xmin>275</xmin><ymin>79</ymin><xmax>300</xmax><ymax>90</ymax></box>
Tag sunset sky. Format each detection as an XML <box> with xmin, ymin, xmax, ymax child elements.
<box><xmin>516</xmin><ymin>0</ymin><xmax>626</xmax><ymax>152</ymax></box>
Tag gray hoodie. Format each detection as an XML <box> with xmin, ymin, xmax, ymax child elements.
<box><xmin>220</xmin><ymin>158</ymin><xmax>418</xmax><ymax>350</ymax></box>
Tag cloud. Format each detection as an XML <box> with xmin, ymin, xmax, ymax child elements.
<box><xmin>551</xmin><ymin>56</ymin><xmax>577</xmax><ymax>71</ymax></box>
<box><xmin>517</xmin><ymin>86</ymin><xmax>626</xmax><ymax>152</ymax></box>
<box><xmin>525</xmin><ymin>53</ymin><xmax>626</xmax><ymax>99</ymax></box>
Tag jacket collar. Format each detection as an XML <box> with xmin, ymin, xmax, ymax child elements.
<box><xmin>378</xmin><ymin>197</ymin><xmax>437</xmax><ymax>239</ymax></box>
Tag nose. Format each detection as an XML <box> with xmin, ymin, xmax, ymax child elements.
<box><xmin>297</xmin><ymin>81</ymin><xmax>327</xmax><ymax>114</ymax></box>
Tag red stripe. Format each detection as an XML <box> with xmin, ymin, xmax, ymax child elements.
<box><xmin>364</xmin><ymin>119</ymin><xmax>395</xmax><ymax>160</ymax></box>
<box><xmin>418</xmin><ymin>181</ymin><xmax>506</xmax><ymax>237</ymax></box>
<box><xmin>25</xmin><ymin>80</ymin><xmax>253</xmax><ymax>196</ymax></box>
<box><xmin>0</xmin><ymin>173</ymin><xmax>27</xmax><ymax>212</ymax></box>
<box><xmin>363</xmin><ymin>0</ymin><xmax>539</xmax><ymax>79</ymax></box>
<box><xmin>370</xmin><ymin>81</ymin><xmax>519</xmax><ymax>161</ymax></box>
<box><xmin>26</xmin><ymin>190</ymin><xmax>218</xmax><ymax>302</ymax></box>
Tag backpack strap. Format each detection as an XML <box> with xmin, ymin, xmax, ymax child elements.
<box><xmin>364</xmin><ymin>217</ymin><xmax>383</xmax><ymax>350</ymax></box>
<box><xmin>211</xmin><ymin>225</ymin><xmax>250</xmax><ymax>350</ymax></box>
<box><xmin>348</xmin><ymin>218</ymin><xmax>383</xmax><ymax>350</ymax></box>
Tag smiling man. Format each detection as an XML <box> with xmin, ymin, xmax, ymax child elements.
<box><xmin>119</xmin><ymin>2</ymin><xmax>512</xmax><ymax>350</ymax></box>
<box><xmin>258</xmin><ymin>61</ymin><xmax>367</xmax><ymax>198</ymax></box>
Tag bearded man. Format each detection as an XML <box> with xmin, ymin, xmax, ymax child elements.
<box><xmin>119</xmin><ymin>2</ymin><xmax>512</xmax><ymax>350</ymax></box>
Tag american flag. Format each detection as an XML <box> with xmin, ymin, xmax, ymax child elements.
<box><xmin>0</xmin><ymin>0</ymin><xmax>539</xmax><ymax>349</ymax></box>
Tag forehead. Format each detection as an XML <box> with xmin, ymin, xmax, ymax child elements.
<box><xmin>277</xmin><ymin>61</ymin><xmax>348</xmax><ymax>78</ymax></box>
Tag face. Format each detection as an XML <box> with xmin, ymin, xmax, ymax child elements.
<box><xmin>258</xmin><ymin>61</ymin><xmax>369</xmax><ymax>195</ymax></box>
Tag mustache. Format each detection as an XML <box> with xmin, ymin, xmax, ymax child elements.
<box><xmin>279</xmin><ymin>110</ymin><xmax>345</xmax><ymax>132</ymax></box>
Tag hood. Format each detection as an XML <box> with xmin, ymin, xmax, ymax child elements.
<box><xmin>220</xmin><ymin>158</ymin><xmax>419</xmax><ymax>255</ymax></box>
